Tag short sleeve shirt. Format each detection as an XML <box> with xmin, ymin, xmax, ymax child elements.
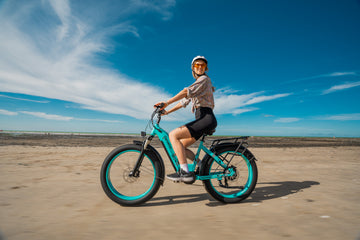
<box><xmin>180</xmin><ymin>75</ymin><xmax>215</xmax><ymax>113</ymax></box>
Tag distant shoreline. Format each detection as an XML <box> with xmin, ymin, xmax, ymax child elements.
<box><xmin>0</xmin><ymin>130</ymin><xmax>138</xmax><ymax>137</ymax></box>
<box><xmin>1</xmin><ymin>132</ymin><xmax>360</xmax><ymax>148</ymax></box>
<box><xmin>1</xmin><ymin>130</ymin><xmax>359</xmax><ymax>139</ymax></box>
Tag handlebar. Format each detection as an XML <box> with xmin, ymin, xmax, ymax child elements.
<box><xmin>142</xmin><ymin>104</ymin><xmax>166</xmax><ymax>136</ymax></box>
<box><xmin>151</xmin><ymin>103</ymin><xmax>165</xmax><ymax>125</ymax></box>
<box><xmin>155</xmin><ymin>102</ymin><xmax>165</xmax><ymax>109</ymax></box>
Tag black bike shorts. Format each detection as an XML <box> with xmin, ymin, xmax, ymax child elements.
<box><xmin>185</xmin><ymin>107</ymin><xmax>217</xmax><ymax>140</ymax></box>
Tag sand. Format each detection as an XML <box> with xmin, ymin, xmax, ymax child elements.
<box><xmin>1</xmin><ymin>141</ymin><xmax>360</xmax><ymax>239</ymax></box>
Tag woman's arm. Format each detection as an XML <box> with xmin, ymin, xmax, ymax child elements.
<box><xmin>163</xmin><ymin>102</ymin><xmax>183</xmax><ymax>115</ymax></box>
<box><xmin>166</xmin><ymin>88</ymin><xmax>188</xmax><ymax>106</ymax></box>
<box><xmin>155</xmin><ymin>88</ymin><xmax>188</xmax><ymax>109</ymax></box>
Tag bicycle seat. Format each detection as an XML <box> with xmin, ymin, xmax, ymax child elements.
<box><xmin>204</xmin><ymin>128</ymin><xmax>216</xmax><ymax>136</ymax></box>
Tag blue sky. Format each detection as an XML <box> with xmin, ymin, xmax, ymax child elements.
<box><xmin>1</xmin><ymin>0</ymin><xmax>360</xmax><ymax>137</ymax></box>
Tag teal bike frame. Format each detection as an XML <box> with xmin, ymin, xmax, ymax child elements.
<box><xmin>150</xmin><ymin>123</ymin><xmax>234</xmax><ymax>181</ymax></box>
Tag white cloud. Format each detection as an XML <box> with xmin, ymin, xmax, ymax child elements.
<box><xmin>322</xmin><ymin>81</ymin><xmax>360</xmax><ymax>95</ymax></box>
<box><xmin>5</xmin><ymin>109</ymin><xmax>124</xmax><ymax>122</ymax></box>
<box><xmin>287</xmin><ymin>71</ymin><xmax>358</xmax><ymax>83</ymax></box>
<box><xmin>76</xmin><ymin>118</ymin><xmax>122</xmax><ymax>123</ymax></box>
<box><xmin>231</xmin><ymin>107</ymin><xmax>259</xmax><ymax>115</ymax></box>
<box><xmin>0</xmin><ymin>109</ymin><xmax>18</xmax><ymax>116</ymax></box>
<box><xmin>0</xmin><ymin>94</ymin><xmax>49</xmax><ymax>103</ymax></box>
<box><xmin>0</xmin><ymin>0</ymin><xmax>172</xmax><ymax>120</ymax></box>
<box><xmin>216</xmin><ymin>87</ymin><xmax>242</xmax><ymax>95</ymax></box>
<box><xmin>318</xmin><ymin>113</ymin><xmax>360</xmax><ymax>121</ymax></box>
<box><xmin>274</xmin><ymin>118</ymin><xmax>301</xmax><ymax>123</ymax></box>
<box><xmin>214</xmin><ymin>91</ymin><xmax>291</xmax><ymax>115</ymax></box>
<box><xmin>130</xmin><ymin>0</ymin><xmax>176</xmax><ymax>20</ymax></box>
<box><xmin>47</xmin><ymin>0</ymin><xmax>71</xmax><ymax>40</ymax></box>
<box><xmin>327</xmin><ymin>72</ymin><xmax>357</xmax><ymax>77</ymax></box>
<box><xmin>244</xmin><ymin>93</ymin><xmax>292</xmax><ymax>105</ymax></box>
<box><xmin>20</xmin><ymin>111</ymin><xmax>74</xmax><ymax>121</ymax></box>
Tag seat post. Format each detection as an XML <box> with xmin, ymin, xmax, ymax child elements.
<box><xmin>200</xmin><ymin>134</ymin><xmax>206</xmax><ymax>142</ymax></box>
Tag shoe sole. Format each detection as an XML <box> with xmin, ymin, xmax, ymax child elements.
<box><xmin>166</xmin><ymin>176</ymin><xmax>194</xmax><ymax>183</ymax></box>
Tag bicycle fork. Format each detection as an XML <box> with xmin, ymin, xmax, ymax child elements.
<box><xmin>129</xmin><ymin>135</ymin><xmax>153</xmax><ymax>177</ymax></box>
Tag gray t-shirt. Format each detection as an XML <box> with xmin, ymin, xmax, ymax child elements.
<box><xmin>180</xmin><ymin>75</ymin><xmax>215</xmax><ymax>113</ymax></box>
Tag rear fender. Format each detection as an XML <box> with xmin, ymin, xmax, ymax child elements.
<box><xmin>210</xmin><ymin>142</ymin><xmax>256</xmax><ymax>161</ymax></box>
<box><xmin>133</xmin><ymin>140</ymin><xmax>165</xmax><ymax>185</ymax></box>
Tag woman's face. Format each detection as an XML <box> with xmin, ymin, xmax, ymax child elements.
<box><xmin>193</xmin><ymin>60</ymin><xmax>207</xmax><ymax>76</ymax></box>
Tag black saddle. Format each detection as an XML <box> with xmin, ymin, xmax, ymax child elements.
<box><xmin>204</xmin><ymin>128</ymin><xmax>216</xmax><ymax>136</ymax></box>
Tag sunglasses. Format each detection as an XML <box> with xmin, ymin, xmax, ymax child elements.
<box><xmin>193</xmin><ymin>63</ymin><xmax>207</xmax><ymax>68</ymax></box>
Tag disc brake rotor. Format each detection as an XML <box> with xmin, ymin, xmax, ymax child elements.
<box><xmin>123</xmin><ymin>167</ymin><xmax>139</xmax><ymax>183</ymax></box>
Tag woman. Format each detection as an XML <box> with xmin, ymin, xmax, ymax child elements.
<box><xmin>155</xmin><ymin>56</ymin><xmax>217</xmax><ymax>183</ymax></box>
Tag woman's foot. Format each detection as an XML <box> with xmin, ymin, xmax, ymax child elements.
<box><xmin>166</xmin><ymin>169</ymin><xmax>195</xmax><ymax>183</ymax></box>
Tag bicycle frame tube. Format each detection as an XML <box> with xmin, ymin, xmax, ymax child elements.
<box><xmin>195</xmin><ymin>142</ymin><xmax>233</xmax><ymax>181</ymax></box>
<box><xmin>151</xmin><ymin>123</ymin><xmax>180</xmax><ymax>172</ymax></box>
<box><xmin>202</xmin><ymin>146</ymin><xmax>228</xmax><ymax>167</ymax></box>
<box><xmin>188</xmin><ymin>140</ymin><xmax>227</xmax><ymax>172</ymax></box>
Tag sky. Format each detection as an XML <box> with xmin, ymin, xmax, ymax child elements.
<box><xmin>0</xmin><ymin>0</ymin><xmax>360</xmax><ymax>137</ymax></box>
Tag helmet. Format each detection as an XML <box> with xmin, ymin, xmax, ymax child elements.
<box><xmin>191</xmin><ymin>55</ymin><xmax>208</xmax><ymax>67</ymax></box>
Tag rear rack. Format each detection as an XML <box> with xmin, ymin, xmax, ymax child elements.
<box><xmin>210</xmin><ymin>136</ymin><xmax>249</xmax><ymax>148</ymax></box>
<box><xmin>209</xmin><ymin>136</ymin><xmax>251</xmax><ymax>162</ymax></box>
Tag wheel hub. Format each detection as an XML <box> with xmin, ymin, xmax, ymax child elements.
<box><xmin>226</xmin><ymin>166</ymin><xmax>238</xmax><ymax>181</ymax></box>
<box><xmin>123</xmin><ymin>167</ymin><xmax>139</xmax><ymax>183</ymax></box>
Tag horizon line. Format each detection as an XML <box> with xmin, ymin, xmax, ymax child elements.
<box><xmin>1</xmin><ymin>130</ymin><xmax>358</xmax><ymax>139</ymax></box>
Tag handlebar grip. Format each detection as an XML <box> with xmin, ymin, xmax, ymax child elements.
<box><xmin>154</xmin><ymin>102</ymin><xmax>165</xmax><ymax>109</ymax></box>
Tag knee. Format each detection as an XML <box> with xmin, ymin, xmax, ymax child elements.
<box><xmin>169</xmin><ymin>128</ymin><xmax>184</xmax><ymax>143</ymax></box>
<box><xmin>169</xmin><ymin>129</ymin><xmax>178</xmax><ymax>142</ymax></box>
<box><xmin>169</xmin><ymin>126</ymin><xmax>191</xmax><ymax>143</ymax></box>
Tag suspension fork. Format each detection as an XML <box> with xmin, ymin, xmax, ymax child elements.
<box><xmin>129</xmin><ymin>135</ymin><xmax>153</xmax><ymax>177</ymax></box>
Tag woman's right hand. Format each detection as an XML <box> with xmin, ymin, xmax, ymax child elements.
<box><xmin>154</xmin><ymin>101</ymin><xmax>168</xmax><ymax>110</ymax></box>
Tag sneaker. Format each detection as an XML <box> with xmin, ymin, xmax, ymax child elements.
<box><xmin>166</xmin><ymin>169</ymin><xmax>195</xmax><ymax>183</ymax></box>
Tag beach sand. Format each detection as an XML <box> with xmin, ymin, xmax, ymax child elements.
<box><xmin>0</xmin><ymin>138</ymin><xmax>359</xmax><ymax>239</ymax></box>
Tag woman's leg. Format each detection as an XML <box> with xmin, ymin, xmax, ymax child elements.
<box><xmin>181</xmin><ymin>138</ymin><xmax>196</xmax><ymax>161</ymax></box>
<box><xmin>169</xmin><ymin>126</ymin><xmax>195</xmax><ymax>165</ymax></box>
<box><xmin>167</xmin><ymin>126</ymin><xmax>197</xmax><ymax>182</ymax></box>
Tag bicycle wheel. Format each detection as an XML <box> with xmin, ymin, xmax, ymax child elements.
<box><xmin>203</xmin><ymin>145</ymin><xmax>258</xmax><ymax>203</ymax></box>
<box><xmin>100</xmin><ymin>144</ymin><xmax>162</xmax><ymax>206</ymax></box>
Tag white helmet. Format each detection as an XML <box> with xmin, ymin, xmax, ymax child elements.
<box><xmin>191</xmin><ymin>55</ymin><xmax>208</xmax><ymax>67</ymax></box>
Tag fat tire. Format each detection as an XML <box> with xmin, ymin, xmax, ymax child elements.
<box><xmin>100</xmin><ymin>144</ymin><xmax>162</xmax><ymax>206</ymax></box>
<box><xmin>203</xmin><ymin>145</ymin><xmax>258</xmax><ymax>203</ymax></box>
